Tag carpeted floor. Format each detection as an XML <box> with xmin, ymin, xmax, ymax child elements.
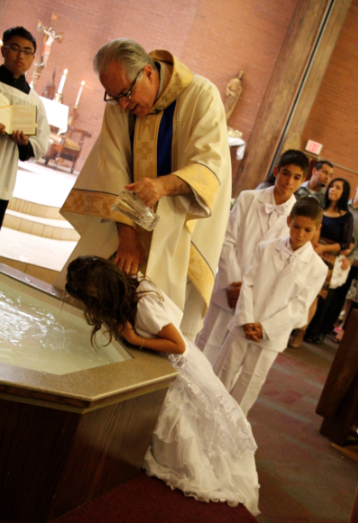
<box><xmin>53</xmin><ymin>471</ymin><xmax>258</xmax><ymax>523</ymax></box>
<box><xmin>251</xmin><ymin>336</ymin><xmax>358</xmax><ymax>523</ymax></box>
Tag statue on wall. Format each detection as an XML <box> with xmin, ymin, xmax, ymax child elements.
<box><xmin>224</xmin><ymin>70</ymin><xmax>244</xmax><ymax>122</ymax></box>
<box><xmin>37</xmin><ymin>15</ymin><xmax>64</xmax><ymax>68</ymax></box>
<box><xmin>31</xmin><ymin>14</ymin><xmax>64</xmax><ymax>89</ymax></box>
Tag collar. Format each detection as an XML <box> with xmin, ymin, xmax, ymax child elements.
<box><xmin>257</xmin><ymin>185</ymin><xmax>275</xmax><ymax>204</ymax></box>
<box><xmin>258</xmin><ymin>185</ymin><xmax>293</xmax><ymax>210</ymax></box>
<box><xmin>149</xmin><ymin>50</ymin><xmax>193</xmax><ymax>112</ymax></box>
<box><xmin>0</xmin><ymin>65</ymin><xmax>30</xmax><ymax>94</ymax></box>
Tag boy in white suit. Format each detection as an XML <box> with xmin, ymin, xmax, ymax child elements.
<box><xmin>197</xmin><ymin>150</ymin><xmax>309</xmax><ymax>361</ymax></box>
<box><xmin>213</xmin><ymin>197</ymin><xmax>328</xmax><ymax>415</ymax></box>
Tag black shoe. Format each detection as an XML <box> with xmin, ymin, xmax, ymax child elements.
<box><xmin>303</xmin><ymin>332</ymin><xmax>316</xmax><ymax>343</ymax></box>
<box><xmin>315</xmin><ymin>333</ymin><xmax>325</xmax><ymax>344</ymax></box>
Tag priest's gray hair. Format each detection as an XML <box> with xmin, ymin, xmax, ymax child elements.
<box><xmin>93</xmin><ymin>39</ymin><xmax>156</xmax><ymax>80</ymax></box>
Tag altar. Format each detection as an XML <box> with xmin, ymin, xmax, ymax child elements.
<box><xmin>40</xmin><ymin>95</ymin><xmax>69</xmax><ymax>134</ymax></box>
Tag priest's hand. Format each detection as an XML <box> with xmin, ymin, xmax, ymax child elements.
<box><xmin>226</xmin><ymin>281</ymin><xmax>242</xmax><ymax>309</ymax></box>
<box><xmin>125</xmin><ymin>174</ymin><xmax>191</xmax><ymax>207</ymax></box>
<box><xmin>0</xmin><ymin>124</ymin><xmax>5</xmax><ymax>135</ymax></box>
<box><xmin>114</xmin><ymin>223</ymin><xmax>145</xmax><ymax>274</ymax></box>
<box><xmin>11</xmin><ymin>130</ymin><xmax>29</xmax><ymax>146</ymax></box>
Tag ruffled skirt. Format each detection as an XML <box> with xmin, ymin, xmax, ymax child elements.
<box><xmin>142</xmin><ymin>340</ymin><xmax>260</xmax><ymax>516</ymax></box>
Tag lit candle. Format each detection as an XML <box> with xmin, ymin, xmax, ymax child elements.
<box><xmin>75</xmin><ymin>81</ymin><xmax>85</xmax><ymax>107</ymax></box>
<box><xmin>57</xmin><ymin>69</ymin><xmax>68</xmax><ymax>94</ymax></box>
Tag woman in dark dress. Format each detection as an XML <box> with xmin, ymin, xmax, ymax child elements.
<box><xmin>304</xmin><ymin>178</ymin><xmax>353</xmax><ymax>344</ymax></box>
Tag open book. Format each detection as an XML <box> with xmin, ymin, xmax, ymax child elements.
<box><xmin>0</xmin><ymin>92</ymin><xmax>37</xmax><ymax>135</ymax></box>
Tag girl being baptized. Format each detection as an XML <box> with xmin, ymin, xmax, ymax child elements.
<box><xmin>66</xmin><ymin>256</ymin><xmax>260</xmax><ymax>515</ymax></box>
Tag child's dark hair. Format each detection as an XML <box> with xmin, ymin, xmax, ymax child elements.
<box><xmin>323</xmin><ymin>177</ymin><xmax>350</xmax><ymax>213</ymax></box>
<box><xmin>3</xmin><ymin>26</ymin><xmax>37</xmax><ymax>52</ymax></box>
<box><xmin>277</xmin><ymin>149</ymin><xmax>309</xmax><ymax>176</ymax></box>
<box><xmin>65</xmin><ymin>256</ymin><xmax>142</xmax><ymax>346</ymax></box>
<box><xmin>290</xmin><ymin>196</ymin><xmax>323</xmax><ymax>225</ymax></box>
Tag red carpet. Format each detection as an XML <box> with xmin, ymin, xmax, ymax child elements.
<box><xmin>53</xmin><ymin>471</ymin><xmax>258</xmax><ymax>523</ymax></box>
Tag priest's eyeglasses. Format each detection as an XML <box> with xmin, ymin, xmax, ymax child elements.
<box><xmin>3</xmin><ymin>44</ymin><xmax>35</xmax><ymax>56</ymax></box>
<box><xmin>104</xmin><ymin>68</ymin><xmax>144</xmax><ymax>104</ymax></box>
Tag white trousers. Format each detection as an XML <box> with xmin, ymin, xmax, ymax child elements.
<box><xmin>196</xmin><ymin>301</ymin><xmax>234</xmax><ymax>361</ymax></box>
<box><xmin>213</xmin><ymin>332</ymin><xmax>278</xmax><ymax>415</ymax></box>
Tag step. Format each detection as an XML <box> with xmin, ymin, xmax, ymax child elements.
<box><xmin>7</xmin><ymin>197</ymin><xmax>65</xmax><ymax>220</ymax></box>
<box><xmin>3</xmin><ymin>209</ymin><xmax>80</xmax><ymax>241</ymax></box>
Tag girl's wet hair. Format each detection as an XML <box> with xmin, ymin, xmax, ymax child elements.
<box><xmin>66</xmin><ymin>256</ymin><xmax>142</xmax><ymax>346</ymax></box>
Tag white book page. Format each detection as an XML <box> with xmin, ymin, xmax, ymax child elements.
<box><xmin>8</xmin><ymin>105</ymin><xmax>37</xmax><ymax>135</ymax></box>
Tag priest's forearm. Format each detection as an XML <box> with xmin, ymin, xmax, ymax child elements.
<box><xmin>125</xmin><ymin>175</ymin><xmax>191</xmax><ymax>207</ymax></box>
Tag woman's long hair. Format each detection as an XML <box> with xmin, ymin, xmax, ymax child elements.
<box><xmin>323</xmin><ymin>177</ymin><xmax>350</xmax><ymax>212</ymax></box>
<box><xmin>65</xmin><ymin>256</ymin><xmax>141</xmax><ymax>346</ymax></box>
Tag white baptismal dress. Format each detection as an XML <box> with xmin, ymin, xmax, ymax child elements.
<box><xmin>134</xmin><ymin>281</ymin><xmax>260</xmax><ymax>516</ymax></box>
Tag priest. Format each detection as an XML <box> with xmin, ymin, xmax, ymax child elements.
<box><xmin>56</xmin><ymin>39</ymin><xmax>231</xmax><ymax>340</ymax></box>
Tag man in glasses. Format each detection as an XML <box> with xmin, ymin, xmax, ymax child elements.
<box><xmin>0</xmin><ymin>27</ymin><xmax>49</xmax><ymax>229</ymax></box>
<box><xmin>57</xmin><ymin>38</ymin><xmax>231</xmax><ymax>341</ymax></box>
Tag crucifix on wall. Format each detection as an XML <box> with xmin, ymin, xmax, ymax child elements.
<box><xmin>31</xmin><ymin>14</ymin><xmax>64</xmax><ymax>88</ymax></box>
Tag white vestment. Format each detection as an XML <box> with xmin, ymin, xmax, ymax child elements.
<box><xmin>55</xmin><ymin>51</ymin><xmax>231</xmax><ymax>339</ymax></box>
<box><xmin>0</xmin><ymin>82</ymin><xmax>50</xmax><ymax>201</ymax></box>
<box><xmin>198</xmin><ymin>186</ymin><xmax>296</xmax><ymax>358</ymax></box>
<box><xmin>214</xmin><ymin>236</ymin><xmax>328</xmax><ymax>414</ymax></box>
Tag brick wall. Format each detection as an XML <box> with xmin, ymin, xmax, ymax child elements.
<box><xmin>1</xmin><ymin>0</ymin><xmax>298</xmax><ymax>172</ymax></box>
<box><xmin>302</xmin><ymin>0</ymin><xmax>358</xmax><ymax>194</ymax></box>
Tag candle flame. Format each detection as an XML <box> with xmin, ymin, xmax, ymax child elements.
<box><xmin>64</xmin><ymin>69</ymin><xmax>68</xmax><ymax>75</ymax></box>
<box><xmin>81</xmin><ymin>81</ymin><xmax>85</xmax><ymax>86</ymax></box>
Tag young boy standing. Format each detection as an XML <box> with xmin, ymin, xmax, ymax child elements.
<box><xmin>213</xmin><ymin>198</ymin><xmax>328</xmax><ymax>415</ymax></box>
<box><xmin>197</xmin><ymin>149</ymin><xmax>309</xmax><ymax>361</ymax></box>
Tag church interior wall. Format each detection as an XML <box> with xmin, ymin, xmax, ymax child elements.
<box><xmin>302</xmin><ymin>0</ymin><xmax>358</xmax><ymax>191</ymax></box>
<box><xmin>1</xmin><ymin>0</ymin><xmax>298</xmax><ymax>173</ymax></box>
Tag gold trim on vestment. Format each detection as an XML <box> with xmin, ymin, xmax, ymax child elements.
<box><xmin>132</xmin><ymin>111</ymin><xmax>164</xmax><ymax>259</ymax></box>
<box><xmin>174</xmin><ymin>163</ymin><xmax>220</xmax><ymax>212</ymax></box>
<box><xmin>150</xmin><ymin>50</ymin><xmax>193</xmax><ymax>111</ymax></box>
<box><xmin>61</xmin><ymin>189</ymin><xmax>134</xmax><ymax>227</ymax></box>
<box><xmin>188</xmin><ymin>243</ymin><xmax>215</xmax><ymax>313</ymax></box>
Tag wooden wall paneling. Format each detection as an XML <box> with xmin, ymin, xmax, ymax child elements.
<box><xmin>316</xmin><ymin>309</ymin><xmax>358</xmax><ymax>446</ymax></box>
<box><xmin>282</xmin><ymin>0</ymin><xmax>353</xmax><ymax>155</ymax></box>
<box><xmin>0</xmin><ymin>388</ymin><xmax>168</xmax><ymax>522</ymax></box>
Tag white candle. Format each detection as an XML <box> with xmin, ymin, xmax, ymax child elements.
<box><xmin>57</xmin><ymin>69</ymin><xmax>68</xmax><ymax>94</ymax></box>
<box><xmin>75</xmin><ymin>81</ymin><xmax>85</xmax><ymax>107</ymax></box>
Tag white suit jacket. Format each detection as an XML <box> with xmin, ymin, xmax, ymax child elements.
<box><xmin>228</xmin><ymin>236</ymin><xmax>328</xmax><ymax>352</ymax></box>
<box><xmin>211</xmin><ymin>187</ymin><xmax>296</xmax><ymax>311</ymax></box>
